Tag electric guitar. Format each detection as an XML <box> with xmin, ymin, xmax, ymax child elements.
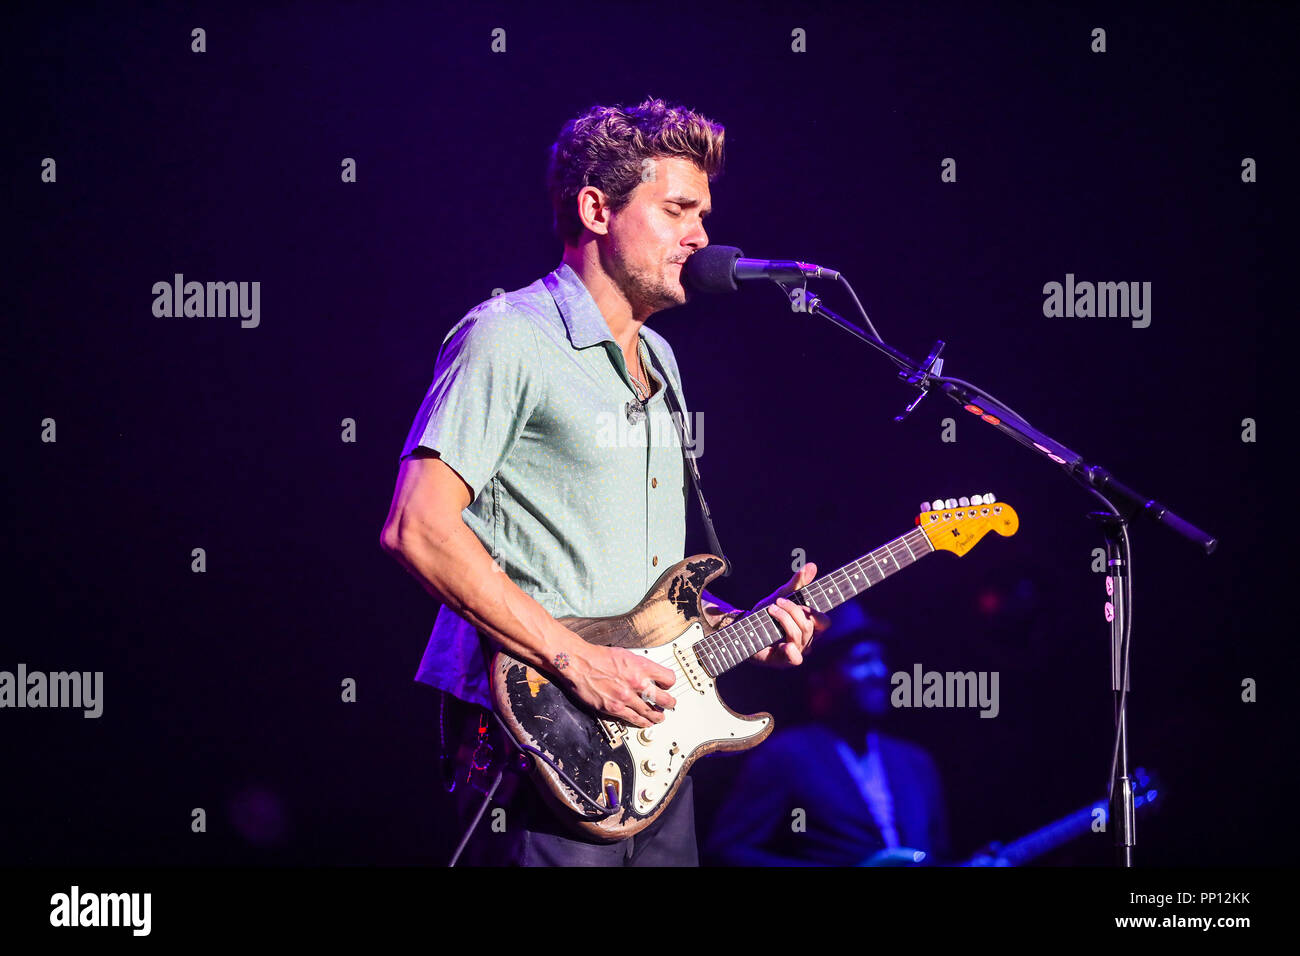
<box><xmin>964</xmin><ymin>766</ymin><xmax>1162</xmax><ymax>866</ymax></box>
<box><xmin>862</xmin><ymin>767</ymin><xmax>1162</xmax><ymax>866</ymax></box>
<box><xmin>490</xmin><ymin>495</ymin><xmax>1020</xmax><ymax>840</ymax></box>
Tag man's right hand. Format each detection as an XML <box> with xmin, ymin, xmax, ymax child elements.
<box><xmin>381</xmin><ymin>455</ymin><xmax>679</xmax><ymax>730</ymax></box>
<box><xmin>557</xmin><ymin>640</ymin><xmax>678</xmax><ymax>729</ymax></box>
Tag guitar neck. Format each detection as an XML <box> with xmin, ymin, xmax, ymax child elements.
<box><xmin>693</xmin><ymin>526</ymin><xmax>936</xmax><ymax>678</ymax></box>
<box><xmin>997</xmin><ymin>805</ymin><xmax>1098</xmax><ymax>867</ymax></box>
<box><xmin>988</xmin><ymin>791</ymin><xmax>1154</xmax><ymax>866</ymax></box>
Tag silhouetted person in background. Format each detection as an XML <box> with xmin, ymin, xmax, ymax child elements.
<box><xmin>706</xmin><ymin>603</ymin><xmax>949</xmax><ymax>866</ymax></box>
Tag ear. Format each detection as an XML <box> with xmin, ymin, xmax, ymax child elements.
<box><xmin>576</xmin><ymin>185</ymin><xmax>612</xmax><ymax>236</ymax></box>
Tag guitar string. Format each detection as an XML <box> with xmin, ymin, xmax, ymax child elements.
<box><xmin>683</xmin><ymin>520</ymin><xmax>940</xmax><ymax>674</ymax></box>
<box><xmin>720</xmin><ymin>504</ymin><xmax>996</xmax><ymax>654</ymax></box>
<box><xmin>642</xmin><ymin>512</ymin><xmax>966</xmax><ymax>680</ymax></box>
<box><xmin>628</xmin><ymin>508</ymin><xmax>994</xmax><ymax>701</ymax></box>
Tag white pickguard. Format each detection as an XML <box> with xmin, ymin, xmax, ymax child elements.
<box><xmin>620</xmin><ymin>622</ymin><xmax>769</xmax><ymax>815</ymax></box>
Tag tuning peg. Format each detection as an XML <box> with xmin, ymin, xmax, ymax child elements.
<box><xmin>933</xmin><ymin>495</ymin><xmax>946</xmax><ymax>511</ymax></box>
<box><xmin>971</xmin><ymin>493</ymin><xmax>983</xmax><ymax>506</ymax></box>
<box><xmin>958</xmin><ymin>496</ymin><xmax>970</xmax><ymax>507</ymax></box>
<box><xmin>945</xmin><ymin>498</ymin><xmax>958</xmax><ymax>509</ymax></box>
<box><xmin>984</xmin><ymin>492</ymin><xmax>995</xmax><ymax>504</ymax></box>
<box><xmin>921</xmin><ymin>502</ymin><xmax>932</xmax><ymax>513</ymax></box>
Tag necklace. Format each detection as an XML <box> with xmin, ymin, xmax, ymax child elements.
<box><xmin>629</xmin><ymin>339</ymin><xmax>652</xmax><ymax>401</ymax></box>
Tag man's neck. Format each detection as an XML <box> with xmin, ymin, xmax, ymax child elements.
<box><xmin>828</xmin><ymin>710</ymin><xmax>883</xmax><ymax>750</ymax></box>
<box><xmin>561</xmin><ymin>245</ymin><xmax>646</xmax><ymax>361</ymax></box>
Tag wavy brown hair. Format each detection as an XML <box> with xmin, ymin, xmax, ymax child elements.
<box><xmin>546</xmin><ymin>96</ymin><xmax>725</xmax><ymax>246</ymax></box>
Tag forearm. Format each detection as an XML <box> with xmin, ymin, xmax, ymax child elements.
<box><xmin>383</xmin><ymin>517</ymin><xmax>581</xmax><ymax>677</ymax></box>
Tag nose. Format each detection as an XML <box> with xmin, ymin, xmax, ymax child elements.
<box><xmin>685</xmin><ymin>220</ymin><xmax>708</xmax><ymax>251</ymax></box>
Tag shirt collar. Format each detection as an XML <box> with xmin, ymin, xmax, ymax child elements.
<box><xmin>544</xmin><ymin>261</ymin><xmax>617</xmax><ymax>350</ymax></box>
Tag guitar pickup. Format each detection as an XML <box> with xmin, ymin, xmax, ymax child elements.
<box><xmin>673</xmin><ymin>637</ymin><xmax>708</xmax><ymax>694</ymax></box>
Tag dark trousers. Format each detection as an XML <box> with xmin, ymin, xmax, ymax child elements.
<box><xmin>454</xmin><ymin>770</ymin><xmax>699</xmax><ymax>867</ymax></box>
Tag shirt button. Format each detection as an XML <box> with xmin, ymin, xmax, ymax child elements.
<box><xmin>651</xmin><ymin>477</ymin><xmax>658</xmax><ymax>488</ymax></box>
<box><xmin>652</xmin><ymin>555</ymin><xmax>659</xmax><ymax>567</ymax></box>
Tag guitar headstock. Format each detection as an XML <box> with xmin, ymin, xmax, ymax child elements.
<box><xmin>916</xmin><ymin>494</ymin><xmax>1019</xmax><ymax>556</ymax></box>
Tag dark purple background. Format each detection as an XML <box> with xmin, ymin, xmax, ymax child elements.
<box><xmin>6</xmin><ymin>0</ymin><xmax>1287</xmax><ymax>866</ymax></box>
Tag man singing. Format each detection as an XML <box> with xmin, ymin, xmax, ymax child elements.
<box><xmin>380</xmin><ymin>96</ymin><xmax>828</xmax><ymax>866</ymax></box>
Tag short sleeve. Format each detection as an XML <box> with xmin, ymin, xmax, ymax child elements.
<box><xmin>399</xmin><ymin>306</ymin><xmax>545</xmax><ymax>501</ymax></box>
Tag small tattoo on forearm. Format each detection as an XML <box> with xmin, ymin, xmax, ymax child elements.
<box><xmin>553</xmin><ymin>652</ymin><xmax>570</xmax><ymax>671</ymax></box>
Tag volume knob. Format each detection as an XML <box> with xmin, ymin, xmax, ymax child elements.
<box><xmin>637</xmin><ymin>728</ymin><xmax>654</xmax><ymax>744</ymax></box>
<box><xmin>641</xmin><ymin>758</ymin><xmax>659</xmax><ymax>775</ymax></box>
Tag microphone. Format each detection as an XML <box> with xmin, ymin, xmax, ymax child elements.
<box><xmin>682</xmin><ymin>245</ymin><xmax>841</xmax><ymax>293</ymax></box>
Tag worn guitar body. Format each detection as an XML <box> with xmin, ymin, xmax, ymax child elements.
<box><xmin>490</xmin><ymin>554</ymin><xmax>770</xmax><ymax>841</ymax></box>
<box><xmin>490</xmin><ymin>497</ymin><xmax>1019</xmax><ymax>842</ymax></box>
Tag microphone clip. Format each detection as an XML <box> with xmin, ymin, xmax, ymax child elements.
<box><xmin>894</xmin><ymin>339</ymin><xmax>945</xmax><ymax>422</ymax></box>
<box><xmin>773</xmin><ymin>279</ymin><xmax>820</xmax><ymax>316</ymax></box>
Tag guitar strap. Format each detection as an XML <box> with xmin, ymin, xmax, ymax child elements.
<box><xmin>639</xmin><ymin>337</ymin><xmax>733</xmax><ymax>577</ymax></box>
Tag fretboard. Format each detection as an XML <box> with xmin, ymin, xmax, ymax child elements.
<box><xmin>993</xmin><ymin>790</ymin><xmax>1154</xmax><ymax>866</ymax></box>
<box><xmin>996</xmin><ymin>805</ymin><xmax>1095</xmax><ymax>867</ymax></box>
<box><xmin>692</xmin><ymin>526</ymin><xmax>935</xmax><ymax>678</ymax></box>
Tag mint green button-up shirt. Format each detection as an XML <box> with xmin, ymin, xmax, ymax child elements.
<box><xmin>398</xmin><ymin>262</ymin><xmax>691</xmax><ymax>707</ymax></box>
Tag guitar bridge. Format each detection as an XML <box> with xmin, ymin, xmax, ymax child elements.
<box><xmin>598</xmin><ymin>718</ymin><xmax>626</xmax><ymax>748</ymax></box>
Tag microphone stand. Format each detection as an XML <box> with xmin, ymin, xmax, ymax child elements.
<box><xmin>773</xmin><ymin>279</ymin><xmax>1217</xmax><ymax>867</ymax></box>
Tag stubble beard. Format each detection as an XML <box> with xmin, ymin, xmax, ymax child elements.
<box><xmin>608</xmin><ymin>249</ymin><xmax>685</xmax><ymax>318</ymax></box>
